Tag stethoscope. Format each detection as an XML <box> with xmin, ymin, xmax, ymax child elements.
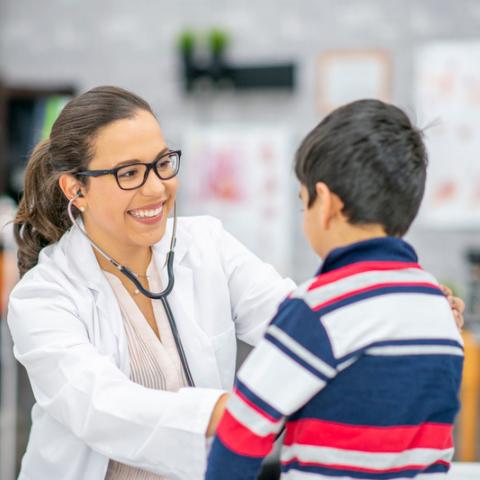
<box><xmin>67</xmin><ymin>192</ymin><xmax>195</xmax><ymax>386</ymax></box>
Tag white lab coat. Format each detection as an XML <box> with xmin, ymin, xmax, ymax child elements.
<box><xmin>7</xmin><ymin>215</ymin><xmax>295</xmax><ymax>480</ymax></box>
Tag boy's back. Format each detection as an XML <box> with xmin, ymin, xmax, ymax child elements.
<box><xmin>206</xmin><ymin>99</ymin><xmax>464</xmax><ymax>479</ymax></box>
<box><xmin>206</xmin><ymin>236</ymin><xmax>463</xmax><ymax>479</ymax></box>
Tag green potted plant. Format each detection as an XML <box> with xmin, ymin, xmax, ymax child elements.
<box><xmin>207</xmin><ymin>28</ymin><xmax>229</xmax><ymax>82</ymax></box>
<box><xmin>178</xmin><ymin>30</ymin><xmax>197</xmax><ymax>91</ymax></box>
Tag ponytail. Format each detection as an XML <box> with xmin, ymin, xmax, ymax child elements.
<box><xmin>14</xmin><ymin>140</ymin><xmax>72</xmax><ymax>277</ymax></box>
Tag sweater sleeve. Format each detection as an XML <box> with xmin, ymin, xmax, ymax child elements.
<box><xmin>206</xmin><ymin>298</ymin><xmax>338</xmax><ymax>480</ymax></box>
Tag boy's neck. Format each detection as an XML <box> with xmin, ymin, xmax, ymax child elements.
<box><xmin>318</xmin><ymin>223</ymin><xmax>388</xmax><ymax>260</ymax></box>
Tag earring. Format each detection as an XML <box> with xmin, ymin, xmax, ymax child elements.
<box><xmin>79</xmin><ymin>206</ymin><xmax>85</xmax><ymax>212</ymax></box>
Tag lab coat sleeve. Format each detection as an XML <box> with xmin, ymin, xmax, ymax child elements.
<box><xmin>213</xmin><ymin>218</ymin><xmax>296</xmax><ymax>345</ymax></box>
<box><xmin>7</xmin><ymin>281</ymin><xmax>224</xmax><ymax>480</ymax></box>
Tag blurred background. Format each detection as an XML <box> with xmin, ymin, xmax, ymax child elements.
<box><xmin>1</xmin><ymin>0</ymin><xmax>480</xmax><ymax>478</ymax></box>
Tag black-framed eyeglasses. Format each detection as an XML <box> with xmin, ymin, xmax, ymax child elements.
<box><xmin>76</xmin><ymin>150</ymin><xmax>181</xmax><ymax>191</ymax></box>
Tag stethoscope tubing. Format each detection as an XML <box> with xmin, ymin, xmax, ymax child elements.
<box><xmin>67</xmin><ymin>194</ymin><xmax>195</xmax><ymax>386</ymax></box>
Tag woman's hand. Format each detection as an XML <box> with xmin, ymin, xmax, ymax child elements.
<box><xmin>206</xmin><ymin>393</ymin><xmax>230</xmax><ymax>437</ymax></box>
<box><xmin>440</xmin><ymin>285</ymin><xmax>465</xmax><ymax>331</ymax></box>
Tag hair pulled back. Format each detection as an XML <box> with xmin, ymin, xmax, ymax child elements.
<box><xmin>14</xmin><ymin>85</ymin><xmax>153</xmax><ymax>276</ymax></box>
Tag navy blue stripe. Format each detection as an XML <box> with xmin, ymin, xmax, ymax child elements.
<box><xmin>288</xmin><ymin>354</ymin><xmax>463</xmax><ymax>426</ymax></box>
<box><xmin>269</xmin><ymin>298</ymin><xmax>337</xmax><ymax>367</ymax></box>
<box><xmin>265</xmin><ymin>333</ymin><xmax>332</xmax><ymax>382</ymax></box>
<box><xmin>235</xmin><ymin>379</ymin><xmax>283</xmax><ymax>420</ymax></box>
<box><xmin>206</xmin><ymin>435</ymin><xmax>264</xmax><ymax>480</ymax></box>
<box><xmin>281</xmin><ymin>461</ymin><xmax>449</xmax><ymax>479</ymax></box>
<box><xmin>319</xmin><ymin>237</ymin><xmax>418</xmax><ymax>274</ymax></box>
<box><xmin>337</xmin><ymin>338</ymin><xmax>464</xmax><ymax>364</ymax></box>
<box><xmin>369</xmin><ymin>338</ymin><xmax>463</xmax><ymax>349</ymax></box>
<box><xmin>316</xmin><ymin>285</ymin><xmax>445</xmax><ymax>317</ymax></box>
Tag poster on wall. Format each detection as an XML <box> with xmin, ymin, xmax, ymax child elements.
<box><xmin>181</xmin><ymin>126</ymin><xmax>293</xmax><ymax>275</ymax></box>
<box><xmin>317</xmin><ymin>49</ymin><xmax>391</xmax><ymax>115</ymax></box>
<box><xmin>415</xmin><ymin>42</ymin><xmax>480</xmax><ymax>228</ymax></box>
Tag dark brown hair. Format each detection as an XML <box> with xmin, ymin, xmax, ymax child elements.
<box><xmin>14</xmin><ymin>85</ymin><xmax>154</xmax><ymax>277</ymax></box>
<box><xmin>295</xmin><ymin>99</ymin><xmax>427</xmax><ymax>237</ymax></box>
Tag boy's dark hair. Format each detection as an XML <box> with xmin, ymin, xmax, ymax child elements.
<box><xmin>294</xmin><ymin>99</ymin><xmax>428</xmax><ymax>237</ymax></box>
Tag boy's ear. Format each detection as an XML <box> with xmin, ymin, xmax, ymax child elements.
<box><xmin>315</xmin><ymin>182</ymin><xmax>344</xmax><ymax>229</ymax></box>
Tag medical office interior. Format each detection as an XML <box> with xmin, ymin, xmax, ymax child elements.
<box><xmin>1</xmin><ymin>0</ymin><xmax>480</xmax><ymax>478</ymax></box>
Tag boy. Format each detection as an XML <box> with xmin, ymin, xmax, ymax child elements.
<box><xmin>205</xmin><ymin>99</ymin><xmax>464</xmax><ymax>480</ymax></box>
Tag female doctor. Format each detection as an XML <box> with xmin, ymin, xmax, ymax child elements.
<box><xmin>8</xmin><ymin>86</ymin><xmax>294</xmax><ymax>480</ymax></box>
<box><xmin>7</xmin><ymin>86</ymin><xmax>464</xmax><ymax>480</ymax></box>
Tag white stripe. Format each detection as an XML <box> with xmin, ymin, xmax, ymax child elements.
<box><xmin>227</xmin><ymin>392</ymin><xmax>284</xmax><ymax>437</ymax></box>
<box><xmin>293</xmin><ymin>268</ymin><xmax>435</xmax><ymax>310</ymax></box>
<box><xmin>366</xmin><ymin>345</ymin><xmax>464</xmax><ymax>357</ymax></box>
<box><xmin>238</xmin><ymin>339</ymin><xmax>327</xmax><ymax>416</ymax></box>
<box><xmin>281</xmin><ymin>444</ymin><xmax>453</xmax><ymax>471</ymax></box>
<box><xmin>268</xmin><ymin>325</ymin><xmax>336</xmax><ymax>378</ymax></box>
<box><xmin>321</xmin><ymin>294</ymin><xmax>463</xmax><ymax>360</ymax></box>
<box><xmin>337</xmin><ymin>356</ymin><xmax>357</xmax><ymax>372</ymax></box>
<box><xmin>281</xmin><ymin>471</ymin><xmax>450</xmax><ymax>480</ymax></box>
<box><xmin>281</xmin><ymin>470</ymin><xmax>326</xmax><ymax>479</ymax></box>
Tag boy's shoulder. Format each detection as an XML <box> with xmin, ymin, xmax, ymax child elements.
<box><xmin>288</xmin><ymin>261</ymin><xmax>442</xmax><ymax>316</ymax></box>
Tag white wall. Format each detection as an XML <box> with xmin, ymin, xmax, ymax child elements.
<box><xmin>1</xmin><ymin>0</ymin><xmax>479</xmax><ymax>294</ymax></box>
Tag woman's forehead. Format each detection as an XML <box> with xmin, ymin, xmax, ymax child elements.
<box><xmin>89</xmin><ymin>110</ymin><xmax>166</xmax><ymax>169</ymax></box>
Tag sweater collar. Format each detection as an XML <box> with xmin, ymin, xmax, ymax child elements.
<box><xmin>318</xmin><ymin>236</ymin><xmax>419</xmax><ymax>275</ymax></box>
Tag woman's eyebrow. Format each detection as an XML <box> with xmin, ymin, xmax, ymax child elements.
<box><xmin>113</xmin><ymin>148</ymin><xmax>169</xmax><ymax>167</ymax></box>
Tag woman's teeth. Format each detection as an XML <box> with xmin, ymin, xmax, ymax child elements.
<box><xmin>129</xmin><ymin>206</ymin><xmax>163</xmax><ymax>218</ymax></box>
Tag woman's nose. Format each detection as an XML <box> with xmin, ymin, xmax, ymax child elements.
<box><xmin>141</xmin><ymin>166</ymin><xmax>167</xmax><ymax>196</ymax></box>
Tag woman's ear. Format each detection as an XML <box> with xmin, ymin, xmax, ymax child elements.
<box><xmin>59</xmin><ymin>174</ymin><xmax>85</xmax><ymax>208</ymax></box>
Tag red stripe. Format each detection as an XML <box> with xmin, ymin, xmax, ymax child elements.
<box><xmin>312</xmin><ymin>281</ymin><xmax>441</xmax><ymax>311</ymax></box>
<box><xmin>234</xmin><ymin>388</ymin><xmax>279</xmax><ymax>424</ymax></box>
<box><xmin>308</xmin><ymin>262</ymin><xmax>422</xmax><ymax>291</ymax></box>
<box><xmin>281</xmin><ymin>458</ymin><xmax>450</xmax><ymax>475</ymax></box>
<box><xmin>283</xmin><ymin>419</ymin><xmax>453</xmax><ymax>452</ymax></box>
<box><xmin>216</xmin><ymin>409</ymin><xmax>275</xmax><ymax>457</ymax></box>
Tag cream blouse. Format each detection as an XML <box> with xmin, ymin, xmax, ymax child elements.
<box><xmin>103</xmin><ymin>260</ymin><xmax>187</xmax><ymax>479</ymax></box>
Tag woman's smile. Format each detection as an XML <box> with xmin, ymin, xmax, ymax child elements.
<box><xmin>127</xmin><ymin>201</ymin><xmax>166</xmax><ymax>225</ymax></box>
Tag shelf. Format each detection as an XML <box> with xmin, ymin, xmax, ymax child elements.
<box><xmin>0</xmin><ymin>81</ymin><xmax>76</xmax><ymax>200</ymax></box>
<box><xmin>181</xmin><ymin>58</ymin><xmax>295</xmax><ymax>92</ymax></box>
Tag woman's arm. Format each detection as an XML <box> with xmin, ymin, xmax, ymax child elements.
<box><xmin>206</xmin><ymin>393</ymin><xmax>230</xmax><ymax>437</ymax></box>
<box><xmin>213</xmin><ymin>219</ymin><xmax>296</xmax><ymax>346</ymax></box>
<box><xmin>8</xmin><ymin>280</ymin><xmax>224</xmax><ymax>479</ymax></box>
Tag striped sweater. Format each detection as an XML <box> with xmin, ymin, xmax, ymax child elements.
<box><xmin>206</xmin><ymin>237</ymin><xmax>464</xmax><ymax>480</ymax></box>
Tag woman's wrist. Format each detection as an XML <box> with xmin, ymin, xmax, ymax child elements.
<box><xmin>206</xmin><ymin>393</ymin><xmax>229</xmax><ymax>437</ymax></box>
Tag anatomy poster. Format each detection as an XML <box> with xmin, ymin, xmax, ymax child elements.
<box><xmin>415</xmin><ymin>42</ymin><xmax>480</xmax><ymax>227</ymax></box>
<box><xmin>181</xmin><ymin>126</ymin><xmax>293</xmax><ymax>274</ymax></box>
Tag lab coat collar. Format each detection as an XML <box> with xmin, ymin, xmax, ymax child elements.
<box><xmin>38</xmin><ymin>216</ymin><xmax>232</xmax><ymax>389</ymax></box>
<box><xmin>45</xmin><ymin>217</ymin><xmax>201</xmax><ymax>380</ymax></box>
<box><xmin>57</xmin><ymin>216</ymin><xmax>191</xmax><ymax>292</ymax></box>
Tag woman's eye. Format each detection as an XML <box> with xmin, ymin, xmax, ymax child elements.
<box><xmin>118</xmin><ymin>168</ymin><xmax>140</xmax><ymax>178</ymax></box>
<box><xmin>158</xmin><ymin>160</ymin><xmax>172</xmax><ymax>170</ymax></box>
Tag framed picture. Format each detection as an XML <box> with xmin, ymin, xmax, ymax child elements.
<box><xmin>317</xmin><ymin>49</ymin><xmax>392</xmax><ymax>114</ymax></box>
<box><xmin>415</xmin><ymin>41</ymin><xmax>480</xmax><ymax>228</ymax></box>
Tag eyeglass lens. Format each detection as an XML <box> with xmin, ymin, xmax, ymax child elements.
<box><xmin>116</xmin><ymin>152</ymin><xmax>179</xmax><ymax>189</ymax></box>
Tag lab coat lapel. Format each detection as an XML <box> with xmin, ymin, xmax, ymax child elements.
<box><xmin>62</xmin><ymin>218</ymin><xmax>222</xmax><ymax>387</ymax></box>
<box><xmin>60</xmin><ymin>224</ymin><xmax>130</xmax><ymax>372</ymax></box>
<box><xmin>152</xmin><ymin>220</ymin><xmax>223</xmax><ymax>389</ymax></box>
